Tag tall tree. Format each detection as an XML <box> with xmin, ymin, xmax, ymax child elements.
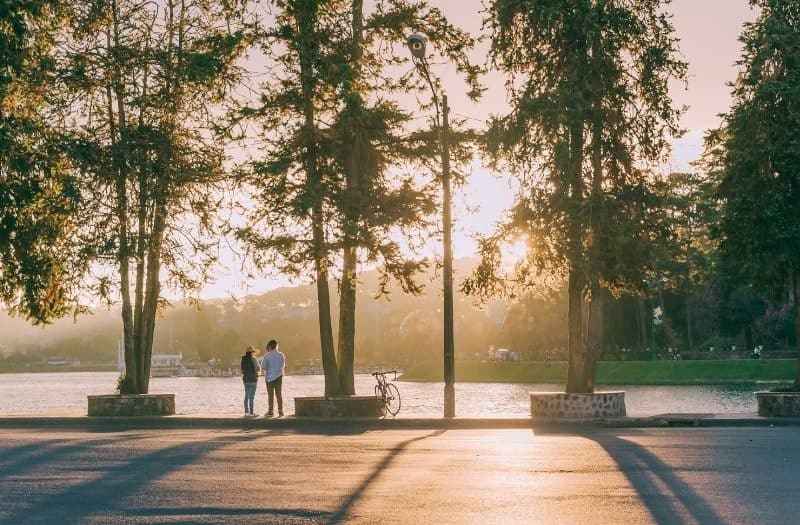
<box><xmin>469</xmin><ymin>0</ymin><xmax>686</xmax><ymax>392</ymax></box>
<box><xmin>710</xmin><ymin>0</ymin><xmax>800</xmax><ymax>386</ymax></box>
<box><xmin>330</xmin><ymin>0</ymin><xmax>482</xmax><ymax>394</ymax></box>
<box><xmin>60</xmin><ymin>0</ymin><xmax>252</xmax><ymax>393</ymax></box>
<box><xmin>242</xmin><ymin>0</ymin><xmax>480</xmax><ymax>395</ymax></box>
<box><xmin>239</xmin><ymin>0</ymin><xmax>350</xmax><ymax>396</ymax></box>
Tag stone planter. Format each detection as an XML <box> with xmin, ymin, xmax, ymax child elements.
<box><xmin>757</xmin><ymin>392</ymin><xmax>800</xmax><ymax>417</ymax></box>
<box><xmin>294</xmin><ymin>396</ymin><xmax>384</xmax><ymax>418</ymax></box>
<box><xmin>88</xmin><ymin>394</ymin><xmax>175</xmax><ymax>417</ymax></box>
<box><xmin>530</xmin><ymin>391</ymin><xmax>626</xmax><ymax>420</ymax></box>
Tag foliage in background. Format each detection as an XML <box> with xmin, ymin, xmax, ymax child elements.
<box><xmin>0</xmin><ymin>0</ymin><xmax>91</xmax><ymax>323</ymax></box>
<box><xmin>709</xmin><ymin>0</ymin><xmax>800</xmax><ymax>385</ymax></box>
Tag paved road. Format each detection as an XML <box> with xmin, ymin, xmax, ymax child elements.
<box><xmin>0</xmin><ymin>426</ymin><xmax>798</xmax><ymax>524</ymax></box>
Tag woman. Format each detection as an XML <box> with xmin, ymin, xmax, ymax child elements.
<box><xmin>240</xmin><ymin>346</ymin><xmax>260</xmax><ymax>417</ymax></box>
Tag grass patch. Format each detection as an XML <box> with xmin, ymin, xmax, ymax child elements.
<box><xmin>400</xmin><ymin>359</ymin><xmax>798</xmax><ymax>385</ymax></box>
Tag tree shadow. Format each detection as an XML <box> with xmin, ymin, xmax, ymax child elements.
<box><xmin>584</xmin><ymin>430</ymin><xmax>726</xmax><ymax>525</ymax></box>
<box><xmin>1</xmin><ymin>431</ymin><xmax>299</xmax><ymax>524</ymax></box>
<box><xmin>127</xmin><ymin>505</ymin><xmax>332</xmax><ymax>520</ymax></box>
<box><xmin>327</xmin><ymin>430</ymin><xmax>447</xmax><ymax>525</ymax></box>
<box><xmin>0</xmin><ymin>433</ymin><xmax>149</xmax><ymax>480</ymax></box>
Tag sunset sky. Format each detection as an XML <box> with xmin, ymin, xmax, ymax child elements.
<box><xmin>201</xmin><ymin>0</ymin><xmax>757</xmax><ymax>299</ymax></box>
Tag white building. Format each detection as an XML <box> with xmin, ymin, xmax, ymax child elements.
<box><xmin>489</xmin><ymin>347</ymin><xmax>521</xmax><ymax>362</ymax></box>
<box><xmin>151</xmin><ymin>353</ymin><xmax>183</xmax><ymax>368</ymax></box>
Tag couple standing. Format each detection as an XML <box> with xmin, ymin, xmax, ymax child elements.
<box><xmin>241</xmin><ymin>339</ymin><xmax>285</xmax><ymax>417</ymax></box>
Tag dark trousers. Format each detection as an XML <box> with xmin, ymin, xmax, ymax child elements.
<box><xmin>267</xmin><ymin>376</ymin><xmax>283</xmax><ymax>414</ymax></box>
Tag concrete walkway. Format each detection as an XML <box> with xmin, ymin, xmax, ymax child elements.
<box><xmin>1</xmin><ymin>426</ymin><xmax>799</xmax><ymax>524</ymax></box>
<box><xmin>1</xmin><ymin>413</ymin><xmax>800</xmax><ymax>431</ymax></box>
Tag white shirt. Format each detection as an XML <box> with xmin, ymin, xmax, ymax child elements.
<box><xmin>261</xmin><ymin>350</ymin><xmax>285</xmax><ymax>382</ymax></box>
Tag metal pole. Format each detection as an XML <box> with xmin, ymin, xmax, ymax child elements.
<box><xmin>441</xmin><ymin>94</ymin><xmax>455</xmax><ymax>418</ymax></box>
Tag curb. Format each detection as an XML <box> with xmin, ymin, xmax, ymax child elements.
<box><xmin>1</xmin><ymin>415</ymin><xmax>800</xmax><ymax>431</ymax></box>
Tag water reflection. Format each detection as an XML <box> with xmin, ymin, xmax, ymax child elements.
<box><xmin>0</xmin><ymin>372</ymin><xmax>764</xmax><ymax>417</ymax></box>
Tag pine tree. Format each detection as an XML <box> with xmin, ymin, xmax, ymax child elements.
<box><xmin>711</xmin><ymin>0</ymin><xmax>800</xmax><ymax>387</ymax></box>
<box><xmin>242</xmin><ymin>0</ymin><xmax>480</xmax><ymax>395</ymax></box>
<box><xmin>470</xmin><ymin>0</ymin><xmax>686</xmax><ymax>392</ymax></box>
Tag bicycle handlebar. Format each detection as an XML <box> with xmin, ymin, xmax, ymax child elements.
<box><xmin>372</xmin><ymin>370</ymin><xmax>398</xmax><ymax>377</ymax></box>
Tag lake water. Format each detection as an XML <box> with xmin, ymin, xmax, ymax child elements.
<box><xmin>0</xmin><ymin>372</ymin><xmax>767</xmax><ymax>417</ymax></box>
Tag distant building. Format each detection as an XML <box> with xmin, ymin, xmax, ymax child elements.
<box><xmin>117</xmin><ymin>343</ymin><xmax>183</xmax><ymax>374</ymax></box>
<box><xmin>47</xmin><ymin>357</ymin><xmax>80</xmax><ymax>367</ymax></box>
<box><xmin>488</xmin><ymin>347</ymin><xmax>520</xmax><ymax>362</ymax></box>
<box><xmin>151</xmin><ymin>353</ymin><xmax>183</xmax><ymax>368</ymax></box>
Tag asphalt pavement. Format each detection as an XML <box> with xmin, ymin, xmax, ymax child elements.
<box><xmin>1</xmin><ymin>426</ymin><xmax>798</xmax><ymax>524</ymax></box>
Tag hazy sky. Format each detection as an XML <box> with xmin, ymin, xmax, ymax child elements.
<box><xmin>200</xmin><ymin>0</ymin><xmax>757</xmax><ymax>299</ymax></box>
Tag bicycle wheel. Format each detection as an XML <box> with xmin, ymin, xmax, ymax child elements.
<box><xmin>385</xmin><ymin>383</ymin><xmax>401</xmax><ymax>417</ymax></box>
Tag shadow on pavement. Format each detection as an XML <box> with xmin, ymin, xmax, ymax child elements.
<box><xmin>127</xmin><ymin>505</ymin><xmax>332</xmax><ymax>520</ymax></box>
<box><xmin>0</xmin><ymin>433</ymin><xmax>149</xmax><ymax>481</ymax></box>
<box><xmin>328</xmin><ymin>429</ymin><xmax>447</xmax><ymax>525</ymax></box>
<box><xmin>1</xmin><ymin>431</ymin><xmax>290</xmax><ymax>524</ymax></box>
<box><xmin>586</xmin><ymin>431</ymin><xmax>725</xmax><ymax>525</ymax></box>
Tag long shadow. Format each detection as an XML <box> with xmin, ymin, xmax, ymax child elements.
<box><xmin>2</xmin><ymin>431</ymin><xmax>320</xmax><ymax>524</ymax></box>
<box><xmin>0</xmin><ymin>434</ymin><xmax>148</xmax><ymax>480</ymax></box>
<box><xmin>328</xmin><ymin>430</ymin><xmax>447</xmax><ymax>525</ymax></box>
<box><xmin>0</xmin><ymin>438</ymin><xmax>67</xmax><ymax>465</ymax></box>
<box><xmin>128</xmin><ymin>506</ymin><xmax>332</xmax><ymax>520</ymax></box>
<box><xmin>585</xmin><ymin>431</ymin><xmax>726</xmax><ymax>525</ymax></box>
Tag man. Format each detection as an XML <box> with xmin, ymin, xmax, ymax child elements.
<box><xmin>240</xmin><ymin>346</ymin><xmax>260</xmax><ymax>417</ymax></box>
<box><xmin>261</xmin><ymin>339</ymin><xmax>285</xmax><ymax>417</ymax></box>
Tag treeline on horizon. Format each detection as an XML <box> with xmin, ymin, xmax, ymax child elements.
<box><xmin>2</xmin><ymin>252</ymin><xmax>797</xmax><ymax>368</ymax></box>
<box><xmin>1</xmin><ymin>0</ymin><xmax>799</xmax><ymax>391</ymax></box>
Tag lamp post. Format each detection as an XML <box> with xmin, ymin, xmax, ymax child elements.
<box><xmin>407</xmin><ymin>33</ymin><xmax>455</xmax><ymax>418</ymax></box>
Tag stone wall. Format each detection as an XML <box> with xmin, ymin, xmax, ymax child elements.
<box><xmin>757</xmin><ymin>393</ymin><xmax>800</xmax><ymax>417</ymax></box>
<box><xmin>530</xmin><ymin>391</ymin><xmax>626</xmax><ymax>419</ymax></box>
<box><xmin>88</xmin><ymin>394</ymin><xmax>175</xmax><ymax>417</ymax></box>
<box><xmin>295</xmin><ymin>396</ymin><xmax>384</xmax><ymax>418</ymax></box>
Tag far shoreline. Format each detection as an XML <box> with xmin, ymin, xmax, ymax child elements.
<box><xmin>399</xmin><ymin>359</ymin><xmax>799</xmax><ymax>386</ymax></box>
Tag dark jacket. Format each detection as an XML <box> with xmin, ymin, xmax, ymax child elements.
<box><xmin>241</xmin><ymin>354</ymin><xmax>258</xmax><ymax>383</ymax></box>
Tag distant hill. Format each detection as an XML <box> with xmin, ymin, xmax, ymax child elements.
<box><xmin>0</xmin><ymin>258</ymin><xmax>511</xmax><ymax>368</ymax></box>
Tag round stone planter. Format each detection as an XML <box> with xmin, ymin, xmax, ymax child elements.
<box><xmin>294</xmin><ymin>396</ymin><xmax>384</xmax><ymax>418</ymax></box>
<box><xmin>530</xmin><ymin>391</ymin><xmax>626</xmax><ymax>420</ymax></box>
<box><xmin>756</xmin><ymin>392</ymin><xmax>800</xmax><ymax>417</ymax></box>
<box><xmin>88</xmin><ymin>394</ymin><xmax>175</xmax><ymax>417</ymax></box>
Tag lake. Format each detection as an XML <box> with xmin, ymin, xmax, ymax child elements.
<box><xmin>0</xmin><ymin>372</ymin><xmax>766</xmax><ymax>417</ymax></box>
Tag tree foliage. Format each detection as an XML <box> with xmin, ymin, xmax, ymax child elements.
<box><xmin>57</xmin><ymin>0</ymin><xmax>253</xmax><ymax>393</ymax></box>
<box><xmin>469</xmin><ymin>0</ymin><xmax>687</xmax><ymax>392</ymax></box>
<box><xmin>710</xmin><ymin>0</ymin><xmax>800</xmax><ymax>384</ymax></box>
<box><xmin>239</xmin><ymin>0</ymin><xmax>480</xmax><ymax>395</ymax></box>
<box><xmin>0</xmin><ymin>0</ymin><xmax>90</xmax><ymax>323</ymax></box>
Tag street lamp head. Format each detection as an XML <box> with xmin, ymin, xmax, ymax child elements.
<box><xmin>406</xmin><ymin>33</ymin><xmax>427</xmax><ymax>60</ymax></box>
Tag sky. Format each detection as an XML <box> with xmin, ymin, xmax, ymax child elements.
<box><xmin>199</xmin><ymin>0</ymin><xmax>757</xmax><ymax>299</ymax></box>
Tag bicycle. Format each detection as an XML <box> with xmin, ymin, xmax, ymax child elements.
<box><xmin>372</xmin><ymin>370</ymin><xmax>401</xmax><ymax>417</ymax></box>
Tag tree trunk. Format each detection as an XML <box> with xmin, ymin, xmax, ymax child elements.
<box><xmin>105</xmin><ymin>22</ymin><xmax>138</xmax><ymax>392</ymax></box>
<box><xmin>588</xmin><ymin>286</ymin><xmax>604</xmax><ymax>363</ymax></box>
<box><xmin>565</xmin><ymin>101</ymin><xmax>590</xmax><ymax>393</ymax></box>
<box><xmin>744</xmin><ymin>324</ymin><xmax>754</xmax><ymax>355</ymax></box>
<box><xmin>585</xmin><ymin>45</ymin><xmax>603</xmax><ymax>388</ymax></box>
<box><xmin>313</xmin><ymin>222</ymin><xmax>340</xmax><ymax>397</ymax></box>
<box><xmin>137</xmin><ymin>202</ymin><xmax>166</xmax><ymax>394</ymax></box>
<box><xmin>794</xmin><ymin>272</ymin><xmax>800</xmax><ymax>386</ymax></box>
<box><xmin>296</xmin><ymin>0</ymin><xmax>340</xmax><ymax>396</ymax></box>
<box><xmin>567</xmin><ymin>269</ymin><xmax>592</xmax><ymax>393</ymax></box>
<box><xmin>336</xmin><ymin>0</ymin><xmax>365</xmax><ymax>396</ymax></box>
<box><xmin>337</xmin><ymin>258</ymin><xmax>357</xmax><ymax>395</ymax></box>
<box><xmin>686</xmin><ymin>296</ymin><xmax>694</xmax><ymax>353</ymax></box>
<box><xmin>637</xmin><ymin>297</ymin><xmax>648</xmax><ymax>351</ymax></box>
